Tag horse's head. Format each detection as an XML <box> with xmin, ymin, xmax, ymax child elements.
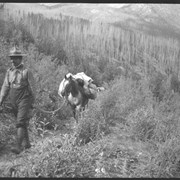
<box><xmin>64</xmin><ymin>74</ymin><xmax>79</xmax><ymax>97</ymax></box>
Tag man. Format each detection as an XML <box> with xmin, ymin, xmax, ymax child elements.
<box><xmin>58</xmin><ymin>72</ymin><xmax>98</xmax><ymax>99</ymax></box>
<box><xmin>0</xmin><ymin>46</ymin><xmax>36</xmax><ymax>154</ymax></box>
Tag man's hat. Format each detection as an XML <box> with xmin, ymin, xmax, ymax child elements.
<box><xmin>9</xmin><ymin>46</ymin><xmax>26</xmax><ymax>57</ymax></box>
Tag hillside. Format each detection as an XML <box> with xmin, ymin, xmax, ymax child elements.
<box><xmin>1</xmin><ymin>3</ymin><xmax>180</xmax><ymax>178</ymax></box>
<box><xmin>3</xmin><ymin>3</ymin><xmax>180</xmax><ymax>41</ymax></box>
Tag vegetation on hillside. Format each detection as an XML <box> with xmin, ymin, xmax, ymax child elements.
<box><xmin>1</xmin><ymin>6</ymin><xmax>180</xmax><ymax>178</ymax></box>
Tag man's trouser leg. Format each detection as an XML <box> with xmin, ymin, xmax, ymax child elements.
<box><xmin>24</xmin><ymin>125</ymin><xmax>31</xmax><ymax>149</ymax></box>
<box><xmin>11</xmin><ymin>98</ymin><xmax>32</xmax><ymax>154</ymax></box>
<box><xmin>11</xmin><ymin>127</ymin><xmax>25</xmax><ymax>154</ymax></box>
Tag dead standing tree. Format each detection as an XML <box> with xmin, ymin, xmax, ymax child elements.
<box><xmin>0</xmin><ymin>3</ymin><xmax>4</xmax><ymax>9</ymax></box>
<box><xmin>166</xmin><ymin>68</ymin><xmax>180</xmax><ymax>94</ymax></box>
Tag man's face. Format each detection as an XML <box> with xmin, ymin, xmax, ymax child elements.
<box><xmin>10</xmin><ymin>56</ymin><xmax>22</xmax><ymax>67</ymax></box>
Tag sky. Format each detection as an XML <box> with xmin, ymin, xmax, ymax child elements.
<box><xmin>105</xmin><ymin>4</ymin><xmax>127</xmax><ymax>8</ymax></box>
<box><xmin>40</xmin><ymin>3</ymin><xmax>128</xmax><ymax>8</ymax></box>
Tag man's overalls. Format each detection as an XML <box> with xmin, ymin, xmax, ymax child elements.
<box><xmin>1</xmin><ymin>65</ymin><xmax>34</xmax><ymax>154</ymax></box>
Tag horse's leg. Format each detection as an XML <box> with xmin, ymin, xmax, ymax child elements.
<box><xmin>75</xmin><ymin>106</ymin><xmax>83</xmax><ymax>124</ymax></box>
<box><xmin>75</xmin><ymin>112</ymin><xmax>78</xmax><ymax>124</ymax></box>
<box><xmin>73</xmin><ymin>108</ymin><xmax>78</xmax><ymax>124</ymax></box>
<box><xmin>80</xmin><ymin>108</ymin><xmax>84</xmax><ymax>119</ymax></box>
<box><xmin>83</xmin><ymin>99</ymin><xmax>89</xmax><ymax>111</ymax></box>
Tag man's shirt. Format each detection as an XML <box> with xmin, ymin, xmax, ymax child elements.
<box><xmin>0</xmin><ymin>64</ymin><xmax>36</xmax><ymax>104</ymax></box>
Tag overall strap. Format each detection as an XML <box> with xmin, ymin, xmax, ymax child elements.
<box><xmin>22</xmin><ymin>68</ymin><xmax>28</xmax><ymax>79</ymax></box>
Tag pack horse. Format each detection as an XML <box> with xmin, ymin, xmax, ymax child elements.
<box><xmin>58</xmin><ymin>72</ymin><xmax>98</xmax><ymax>123</ymax></box>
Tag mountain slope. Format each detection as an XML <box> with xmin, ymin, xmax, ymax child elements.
<box><xmin>4</xmin><ymin>3</ymin><xmax>180</xmax><ymax>40</ymax></box>
<box><xmin>110</xmin><ymin>4</ymin><xmax>180</xmax><ymax>39</ymax></box>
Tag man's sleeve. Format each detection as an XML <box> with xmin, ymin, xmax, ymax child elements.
<box><xmin>0</xmin><ymin>70</ymin><xmax>10</xmax><ymax>105</ymax></box>
<box><xmin>27</xmin><ymin>70</ymin><xmax>36</xmax><ymax>103</ymax></box>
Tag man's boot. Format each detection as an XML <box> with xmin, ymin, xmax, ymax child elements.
<box><xmin>11</xmin><ymin>127</ymin><xmax>25</xmax><ymax>154</ymax></box>
<box><xmin>23</xmin><ymin>126</ymin><xmax>31</xmax><ymax>149</ymax></box>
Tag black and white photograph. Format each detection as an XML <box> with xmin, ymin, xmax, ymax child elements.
<box><xmin>0</xmin><ymin>2</ymin><xmax>180</xmax><ymax>178</ymax></box>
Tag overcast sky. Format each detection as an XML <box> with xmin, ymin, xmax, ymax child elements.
<box><xmin>40</xmin><ymin>3</ymin><xmax>128</xmax><ymax>8</ymax></box>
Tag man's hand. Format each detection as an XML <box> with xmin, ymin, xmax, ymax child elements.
<box><xmin>31</xmin><ymin>97</ymin><xmax>35</xmax><ymax>109</ymax></box>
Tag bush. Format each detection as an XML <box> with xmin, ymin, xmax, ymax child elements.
<box><xmin>0</xmin><ymin>115</ymin><xmax>16</xmax><ymax>145</ymax></box>
<box><xmin>148</xmin><ymin>72</ymin><xmax>166</xmax><ymax>102</ymax></box>
<box><xmin>0</xmin><ymin>109</ymin><xmax>16</xmax><ymax>148</ymax></box>
<box><xmin>128</xmin><ymin>105</ymin><xmax>156</xmax><ymax>142</ymax></box>
<box><xmin>74</xmin><ymin>100</ymin><xmax>109</xmax><ymax>145</ymax></box>
<box><xmin>102</xmin><ymin>62</ymin><xmax>122</xmax><ymax>82</ymax></box>
<box><xmin>1</xmin><ymin>134</ymin><xmax>104</xmax><ymax>177</ymax></box>
<box><xmin>100</xmin><ymin>77</ymin><xmax>150</xmax><ymax>125</ymax></box>
<box><xmin>147</xmin><ymin>137</ymin><xmax>180</xmax><ymax>178</ymax></box>
<box><xmin>152</xmin><ymin>93</ymin><xmax>180</xmax><ymax>143</ymax></box>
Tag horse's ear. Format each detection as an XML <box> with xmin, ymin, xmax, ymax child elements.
<box><xmin>65</xmin><ymin>74</ymin><xmax>67</xmax><ymax>79</ymax></box>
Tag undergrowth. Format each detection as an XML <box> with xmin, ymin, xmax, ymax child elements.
<box><xmin>1</xmin><ymin>74</ymin><xmax>180</xmax><ymax>178</ymax></box>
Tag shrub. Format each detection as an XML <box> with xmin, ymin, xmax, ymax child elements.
<box><xmin>102</xmin><ymin>62</ymin><xmax>122</xmax><ymax>82</ymax></box>
<box><xmin>147</xmin><ymin>137</ymin><xmax>180</xmax><ymax>178</ymax></box>
<box><xmin>148</xmin><ymin>72</ymin><xmax>166</xmax><ymax>102</ymax></box>
<box><xmin>0</xmin><ymin>114</ymin><xmax>16</xmax><ymax>145</ymax></box>
<box><xmin>2</xmin><ymin>134</ymin><xmax>104</xmax><ymax>177</ymax></box>
<box><xmin>100</xmin><ymin>77</ymin><xmax>150</xmax><ymax>126</ymax></box>
<box><xmin>152</xmin><ymin>93</ymin><xmax>180</xmax><ymax>143</ymax></box>
<box><xmin>74</xmin><ymin>100</ymin><xmax>109</xmax><ymax>145</ymax></box>
<box><xmin>128</xmin><ymin>105</ymin><xmax>156</xmax><ymax>142</ymax></box>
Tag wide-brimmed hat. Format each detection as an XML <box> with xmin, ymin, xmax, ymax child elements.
<box><xmin>9</xmin><ymin>46</ymin><xmax>26</xmax><ymax>57</ymax></box>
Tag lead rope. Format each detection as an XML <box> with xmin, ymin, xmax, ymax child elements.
<box><xmin>1</xmin><ymin>98</ymin><xmax>67</xmax><ymax>123</ymax></box>
<box><xmin>33</xmin><ymin>98</ymin><xmax>67</xmax><ymax>115</ymax></box>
